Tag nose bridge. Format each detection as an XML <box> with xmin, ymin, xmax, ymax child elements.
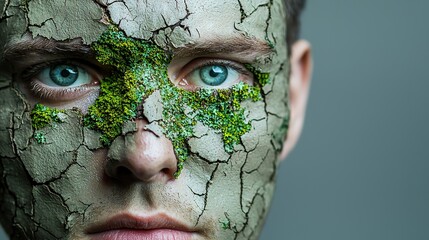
<box><xmin>106</xmin><ymin>118</ymin><xmax>177</xmax><ymax>182</ymax></box>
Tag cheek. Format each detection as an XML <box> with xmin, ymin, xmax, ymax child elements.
<box><xmin>0</xmin><ymin>84</ymin><xmax>106</xmax><ymax>238</ymax></box>
<box><xmin>184</xmin><ymin>97</ymin><xmax>279</xmax><ymax>239</ymax></box>
<box><xmin>20</xmin><ymin>110</ymin><xmax>83</xmax><ymax>183</ymax></box>
<box><xmin>265</xmin><ymin>64</ymin><xmax>290</xmax><ymax>152</ymax></box>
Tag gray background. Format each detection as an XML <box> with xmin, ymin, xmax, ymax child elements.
<box><xmin>2</xmin><ymin>0</ymin><xmax>429</xmax><ymax>239</ymax></box>
<box><xmin>261</xmin><ymin>0</ymin><xmax>429</xmax><ymax>239</ymax></box>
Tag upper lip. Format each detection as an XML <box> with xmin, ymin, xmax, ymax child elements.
<box><xmin>86</xmin><ymin>212</ymin><xmax>194</xmax><ymax>234</ymax></box>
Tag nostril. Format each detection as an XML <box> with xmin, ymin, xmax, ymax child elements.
<box><xmin>161</xmin><ymin>168</ymin><xmax>173</xmax><ymax>176</ymax></box>
<box><xmin>116</xmin><ymin>166</ymin><xmax>133</xmax><ymax>178</ymax></box>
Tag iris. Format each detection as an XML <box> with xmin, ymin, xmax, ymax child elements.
<box><xmin>49</xmin><ymin>65</ymin><xmax>79</xmax><ymax>86</ymax></box>
<box><xmin>199</xmin><ymin>65</ymin><xmax>228</xmax><ymax>86</ymax></box>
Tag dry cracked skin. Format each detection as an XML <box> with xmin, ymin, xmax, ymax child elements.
<box><xmin>0</xmin><ymin>0</ymin><xmax>290</xmax><ymax>239</ymax></box>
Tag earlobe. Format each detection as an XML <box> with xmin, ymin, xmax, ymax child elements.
<box><xmin>278</xmin><ymin>40</ymin><xmax>313</xmax><ymax>161</ymax></box>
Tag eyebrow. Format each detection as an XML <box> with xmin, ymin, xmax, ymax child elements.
<box><xmin>172</xmin><ymin>36</ymin><xmax>275</xmax><ymax>60</ymax></box>
<box><xmin>3</xmin><ymin>37</ymin><xmax>93</xmax><ymax>63</ymax></box>
<box><xmin>2</xmin><ymin>35</ymin><xmax>275</xmax><ymax>64</ymax></box>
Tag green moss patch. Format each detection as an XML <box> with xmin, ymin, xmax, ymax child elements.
<box><xmin>30</xmin><ymin>103</ymin><xmax>64</xmax><ymax>130</ymax></box>
<box><xmin>31</xmin><ymin>26</ymin><xmax>271</xmax><ymax>177</ymax></box>
<box><xmin>34</xmin><ymin>131</ymin><xmax>47</xmax><ymax>144</ymax></box>
<box><xmin>84</xmin><ymin>27</ymin><xmax>169</xmax><ymax>145</ymax></box>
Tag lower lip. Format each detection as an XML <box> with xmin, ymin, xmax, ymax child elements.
<box><xmin>89</xmin><ymin>229</ymin><xmax>194</xmax><ymax>240</ymax></box>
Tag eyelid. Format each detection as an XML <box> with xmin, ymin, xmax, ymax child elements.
<box><xmin>173</xmin><ymin>58</ymin><xmax>253</xmax><ymax>86</ymax></box>
<box><xmin>21</xmin><ymin>59</ymin><xmax>101</xmax><ymax>81</ymax></box>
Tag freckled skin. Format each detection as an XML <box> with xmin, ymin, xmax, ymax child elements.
<box><xmin>0</xmin><ymin>0</ymin><xmax>290</xmax><ymax>239</ymax></box>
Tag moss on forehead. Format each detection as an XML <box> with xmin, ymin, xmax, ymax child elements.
<box><xmin>30</xmin><ymin>26</ymin><xmax>270</xmax><ymax>177</ymax></box>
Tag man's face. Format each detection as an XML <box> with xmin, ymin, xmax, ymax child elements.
<box><xmin>0</xmin><ymin>0</ymin><xmax>290</xmax><ymax>239</ymax></box>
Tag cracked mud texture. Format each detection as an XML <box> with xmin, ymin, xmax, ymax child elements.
<box><xmin>0</xmin><ymin>0</ymin><xmax>290</xmax><ymax>239</ymax></box>
<box><xmin>27</xmin><ymin>0</ymin><xmax>106</xmax><ymax>43</ymax></box>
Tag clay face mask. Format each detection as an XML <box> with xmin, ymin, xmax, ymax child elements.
<box><xmin>0</xmin><ymin>0</ymin><xmax>290</xmax><ymax>239</ymax></box>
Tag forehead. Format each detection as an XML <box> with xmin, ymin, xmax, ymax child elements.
<box><xmin>0</xmin><ymin>0</ymin><xmax>287</xmax><ymax>51</ymax></box>
<box><xmin>107</xmin><ymin>0</ymin><xmax>286</xmax><ymax>43</ymax></box>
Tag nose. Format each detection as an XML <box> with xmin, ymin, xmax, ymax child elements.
<box><xmin>105</xmin><ymin>118</ymin><xmax>178</xmax><ymax>182</ymax></box>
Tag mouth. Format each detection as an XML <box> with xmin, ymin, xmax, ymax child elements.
<box><xmin>86</xmin><ymin>213</ymin><xmax>196</xmax><ymax>240</ymax></box>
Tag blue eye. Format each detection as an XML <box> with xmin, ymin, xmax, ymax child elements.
<box><xmin>199</xmin><ymin>65</ymin><xmax>228</xmax><ymax>86</ymax></box>
<box><xmin>49</xmin><ymin>65</ymin><xmax>79</xmax><ymax>86</ymax></box>
<box><xmin>36</xmin><ymin>63</ymin><xmax>92</xmax><ymax>88</ymax></box>
<box><xmin>185</xmin><ymin>63</ymin><xmax>241</xmax><ymax>89</ymax></box>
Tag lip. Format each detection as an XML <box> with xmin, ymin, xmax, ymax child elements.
<box><xmin>86</xmin><ymin>213</ymin><xmax>196</xmax><ymax>240</ymax></box>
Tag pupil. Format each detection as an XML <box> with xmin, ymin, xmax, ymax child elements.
<box><xmin>209</xmin><ymin>68</ymin><xmax>220</xmax><ymax>77</ymax></box>
<box><xmin>200</xmin><ymin>65</ymin><xmax>228</xmax><ymax>86</ymax></box>
<box><xmin>49</xmin><ymin>64</ymin><xmax>79</xmax><ymax>86</ymax></box>
<box><xmin>61</xmin><ymin>69</ymin><xmax>70</xmax><ymax>78</ymax></box>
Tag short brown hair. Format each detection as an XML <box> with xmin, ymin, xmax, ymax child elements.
<box><xmin>285</xmin><ymin>0</ymin><xmax>306</xmax><ymax>49</ymax></box>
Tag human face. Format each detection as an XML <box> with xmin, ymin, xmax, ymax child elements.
<box><xmin>0</xmin><ymin>0</ymin><xmax>290</xmax><ymax>239</ymax></box>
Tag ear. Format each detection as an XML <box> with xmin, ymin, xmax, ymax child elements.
<box><xmin>278</xmin><ymin>40</ymin><xmax>313</xmax><ymax>161</ymax></box>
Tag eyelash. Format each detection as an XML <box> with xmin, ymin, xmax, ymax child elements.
<box><xmin>195</xmin><ymin>60</ymin><xmax>250</xmax><ymax>75</ymax></box>
<box><xmin>21</xmin><ymin>60</ymin><xmax>70</xmax><ymax>80</ymax></box>
<box><xmin>177</xmin><ymin>58</ymin><xmax>253</xmax><ymax>85</ymax></box>
<box><xmin>29</xmin><ymin>81</ymin><xmax>94</xmax><ymax>99</ymax></box>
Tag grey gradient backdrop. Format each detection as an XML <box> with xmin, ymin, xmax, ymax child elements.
<box><xmin>1</xmin><ymin>0</ymin><xmax>429</xmax><ymax>239</ymax></box>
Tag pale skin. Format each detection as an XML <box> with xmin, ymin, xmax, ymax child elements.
<box><xmin>0</xmin><ymin>0</ymin><xmax>312</xmax><ymax>239</ymax></box>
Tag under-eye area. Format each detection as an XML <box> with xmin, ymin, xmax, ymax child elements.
<box><xmin>27</xmin><ymin>26</ymin><xmax>270</xmax><ymax>177</ymax></box>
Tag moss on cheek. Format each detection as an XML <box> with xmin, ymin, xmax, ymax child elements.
<box><xmin>34</xmin><ymin>131</ymin><xmax>47</xmax><ymax>144</ymax></box>
<box><xmin>30</xmin><ymin>103</ymin><xmax>65</xmax><ymax>130</ymax></box>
